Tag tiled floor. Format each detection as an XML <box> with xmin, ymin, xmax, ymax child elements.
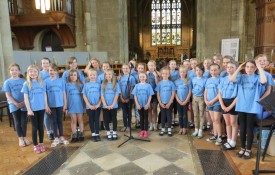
<box><xmin>1</xmin><ymin>110</ymin><xmax>275</xmax><ymax>175</ymax></box>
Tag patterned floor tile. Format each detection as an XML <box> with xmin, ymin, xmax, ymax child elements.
<box><xmin>108</xmin><ymin>162</ymin><xmax>147</xmax><ymax>175</ymax></box>
<box><xmin>93</xmin><ymin>153</ymin><xmax>130</xmax><ymax>170</ymax></box>
<box><xmin>133</xmin><ymin>154</ymin><xmax>171</xmax><ymax>172</ymax></box>
<box><xmin>67</xmin><ymin>160</ymin><xmax>104</xmax><ymax>175</ymax></box>
<box><xmin>84</xmin><ymin>146</ymin><xmax>113</xmax><ymax>159</ymax></box>
<box><xmin>119</xmin><ymin>146</ymin><xmax>150</xmax><ymax>161</ymax></box>
<box><xmin>153</xmin><ymin>164</ymin><xmax>193</xmax><ymax>175</ymax></box>
<box><xmin>157</xmin><ymin>148</ymin><xmax>189</xmax><ymax>162</ymax></box>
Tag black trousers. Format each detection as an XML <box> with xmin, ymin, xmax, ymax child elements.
<box><xmin>138</xmin><ymin>108</ymin><xmax>149</xmax><ymax>131</ymax></box>
<box><xmin>30</xmin><ymin>110</ymin><xmax>45</xmax><ymax>145</ymax></box>
<box><xmin>103</xmin><ymin>108</ymin><xmax>117</xmax><ymax>131</ymax></box>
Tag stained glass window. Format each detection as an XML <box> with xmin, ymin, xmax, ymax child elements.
<box><xmin>151</xmin><ymin>0</ymin><xmax>181</xmax><ymax>46</ymax></box>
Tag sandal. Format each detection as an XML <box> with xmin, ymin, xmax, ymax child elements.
<box><xmin>243</xmin><ymin>150</ymin><xmax>252</xmax><ymax>159</ymax></box>
<box><xmin>222</xmin><ymin>142</ymin><xmax>236</xmax><ymax>150</ymax></box>
<box><xmin>236</xmin><ymin>148</ymin><xmax>246</xmax><ymax>158</ymax></box>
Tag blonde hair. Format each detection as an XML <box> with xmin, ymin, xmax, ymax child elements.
<box><xmin>122</xmin><ymin>64</ymin><xmax>130</xmax><ymax>69</ymax></box>
<box><xmin>89</xmin><ymin>57</ymin><xmax>101</xmax><ymax>68</ymax></box>
<box><xmin>179</xmin><ymin>65</ymin><xmax>189</xmax><ymax>85</ymax></box>
<box><xmin>147</xmin><ymin>60</ymin><xmax>156</xmax><ymax>66</ymax></box>
<box><xmin>26</xmin><ymin>64</ymin><xmax>43</xmax><ymax>90</ymax></box>
<box><xmin>102</xmin><ymin>69</ymin><xmax>117</xmax><ymax>91</ymax></box>
<box><xmin>68</xmin><ymin>69</ymin><xmax>82</xmax><ymax>91</ymax></box>
<box><xmin>67</xmin><ymin>56</ymin><xmax>77</xmax><ymax>69</ymax></box>
<box><xmin>160</xmin><ymin>66</ymin><xmax>170</xmax><ymax>80</ymax></box>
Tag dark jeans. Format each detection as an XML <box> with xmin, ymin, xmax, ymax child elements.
<box><xmin>30</xmin><ymin>110</ymin><xmax>45</xmax><ymax>145</ymax></box>
<box><xmin>138</xmin><ymin>108</ymin><xmax>149</xmax><ymax>131</ymax></box>
<box><xmin>238</xmin><ymin>112</ymin><xmax>257</xmax><ymax>150</ymax></box>
<box><xmin>177</xmin><ymin>102</ymin><xmax>189</xmax><ymax>128</ymax></box>
<box><xmin>50</xmin><ymin>107</ymin><xmax>64</xmax><ymax>138</ymax></box>
<box><xmin>160</xmin><ymin>105</ymin><xmax>173</xmax><ymax>128</ymax></box>
<box><xmin>103</xmin><ymin>108</ymin><xmax>117</xmax><ymax>131</ymax></box>
<box><xmin>87</xmin><ymin>108</ymin><xmax>101</xmax><ymax>134</ymax></box>
<box><xmin>12</xmin><ymin>110</ymin><xmax>27</xmax><ymax>137</ymax></box>
<box><xmin>173</xmin><ymin>98</ymin><xmax>178</xmax><ymax>115</ymax></box>
<box><xmin>121</xmin><ymin>99</ymin><xmax>133</xmax><ymax>127</ymax></box>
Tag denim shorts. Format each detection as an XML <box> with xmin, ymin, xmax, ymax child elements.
<box><xmin>207</xmin><ymin>105</ymin><xmax>222</xmax><ymax>112</ymax></box>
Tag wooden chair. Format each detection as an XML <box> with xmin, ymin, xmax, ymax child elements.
<box><xmin>0</xmin><ymin>92</ymin><xmax>15</xmax><ymax>130</ymax></box>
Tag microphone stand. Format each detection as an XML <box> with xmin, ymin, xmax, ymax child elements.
<box><xmin>118</xmin><ymin>64</ymin><xmax>150</xmax><ymax>148</ymax></box>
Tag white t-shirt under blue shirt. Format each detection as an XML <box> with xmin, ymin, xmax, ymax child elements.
<box><xmin>155</xmin><ymin>80</ymin><xmax>176</xmax><ymax>104</ymax></box>
<box><xmin>191</xmin><ymin>77</ymin><xmax>207</xmax><ymax>97</ymax></box>
<box><xmin>205</xmin><ymin>77</ymin><xmax>221</xmax><ymax>106</ymax></box>
<box><xmin>101</xmin><ymin>82</ymin><xmax>121</xmax><ymax>109</ymax></box>
<box><xmin>66</xmin><ymin>83</ymin><xmax>84</xmax><ymax>114</ymax></box>
<box><xmin>2</xmin><ymin>78</ymin><xmax>26</xmax><ymax>113</ymax></box>
<box><xmin>82</xmin><ymin>82</ymin><xmax>101</xmax><ymax>109</ymax></box>
<box><xmin>45</xmin><ymin>78</ymin><xmax>65</xmax><ymax>108</ymax></box>
<box><xmin>21</xmin><ymin>81</ymin><xmax>46</xmax><ymax>111</ymax></box>
<box><xmin>235</xmin><ymin>74</ymin><xmax>264</xmax><ymax>114</ymax></box>
<box><xmin>174</xmin><ymin>79</ymin><xmax>191</xmax><ymax>102</ymax></box>
<box><xmin>132</xmin><ymin>83</ymin><xmax>154</xmax><ymax>107</ymax></box>
<box><xmin>218</xmin><ymin>76</ymin><xmax>238</xmax><ymax>99</ymax></box>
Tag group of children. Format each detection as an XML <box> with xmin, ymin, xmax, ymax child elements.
<box><xmin>3</xmin><ymin>54</ymin><xmax>273</xmax><ymax>159</ymax></box>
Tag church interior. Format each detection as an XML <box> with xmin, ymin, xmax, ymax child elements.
<box><xmin>0</xmin><ymin>0</ymin><xmax>275</xmax><ymax>174</ymax></box>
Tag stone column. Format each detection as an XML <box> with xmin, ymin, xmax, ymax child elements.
<box><xmin>84</xmin><ymin>0</ymin><xmax>98</xmax><ymax>52</ymax></box>
<box><xmin>0</xmin><ymin>0</ymin><xmax>13</xmax><ymax>83</ymax></box>
<box><xmin>118</xmin><ymin>0</ymin><xmax>129</xmax><ymax>63</ymax></box>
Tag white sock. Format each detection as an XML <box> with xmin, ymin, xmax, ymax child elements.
<box><xmin>230</xmin><ymin>140</ymin><xmax>236</xmax><ymax>147</ymax></box>
<box><xmin>193</xmin><ymin>128</ymin><xmax>198</xmax><ymax>134</ymax></box>
<box><xmin>107</xmin><ymin>131</ymin><xmax>110</xmax><ymax>135</ymax></box>
<box><xmin>92</xmin><ymin>133</ymin><xmax>96</xmax><ymax>136</ymax></box>
<box><xmin>198</xmin><ymin>129</ymin><xmax>202</xmax><ymax>135</ymax></box>
<box><xmin>168</xmin><ymin>128</ymin><xmax>172</xmax><ymax>132</ymax></box>
<box><xmin>161</xmin><ymin>128</ymin><xmax>165</xmax><ymax>132</ymax></box>
<box><xmin>113</xmin><ymin>131</ymin><xmax>117</xmax><ymax>135</ymax></box>
<box><xmin>227</xmin><ymin>139</ymin><xmax>231</xmax><ymax>143</ymax></box>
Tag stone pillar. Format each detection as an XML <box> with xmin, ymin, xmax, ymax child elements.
<box><xmin>118</xmin><ymin>0</ymin><xmax>129</xmax><ymax>63</ymax></box>
<box><xmin>84</xmin><ymin>0</ymin><xmax>98</xmax><ymax>51</ymax></box>
<box><xmin>0</xmin><ymin>0</ymin><xmax>13</xmax><ymax>83</ymax></box>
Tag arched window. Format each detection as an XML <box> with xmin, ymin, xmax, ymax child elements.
<box><xmin>151</xmin><ymin>0</ymin><xmax>181</xmax><ymax>46</ymax></box>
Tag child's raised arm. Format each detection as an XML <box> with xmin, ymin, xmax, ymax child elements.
<box><xmin>229</xmin><ymin>62</ymin><xmax>245</xmax><ymax>82</ymax></box>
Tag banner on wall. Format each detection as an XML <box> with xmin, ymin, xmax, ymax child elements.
<box><xmin>221</xmin><ymin>38</ymin><xmax>239</xmax><ymax>61</ymax></box>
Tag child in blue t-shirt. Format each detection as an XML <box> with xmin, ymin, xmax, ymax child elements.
<box><xmin>40</xmin><ymin>57</ymin><xmax>54</xmax><ymax>140</ymax></box>
<box><xmin>84</xmin><ymin>57</ymin><xmax>104</xmax><ymax>76</ymax></box>
<box><xmin>204</xmin><ymin>64</ymin><xmax>222</xmax><ymax>143</ymax></box>
<box><xmin>156</xmin><ymin>67</ymin><xmax>176</xmax><ymax>137</ymax></box>
<box><xmin>218</xmin><ymin>61</ymin><xmax>239</xmax><ymax>150</ymax></box>
<box><xmin>230</xmin><ymin>59</ymin><xmax>267</xmax><ymax>159</ymax></box>
<box><xmin>40</xmin><ymin>57</ymin><xmax>51</xmax><ymax>81</ymax></box>
<box><xmin>220</xmin><ymin>56</ymin><xmax>233</xmax><ymax>77</ymax></box>
<box><xmin>62</xmin><ymin>56</ymin><xmax>86</xmax><ymax>83</ymax></box>
<box><xmin>191</xmin><ymin>63</ymin><xmax>207</xmax><ymax>138</ymax></box>
<box><xmin>66</xmin><ymin>69</ymin><xmax>85</xmax><ymax>142</ymax></box>
<box><xmin>82</xmin><ymin>69</ymin><xmax>102</xmax><ymax>142</ymax></box>
<box><xmin>2</xmin><ymin>64</ymin><xmax>29</xmax><ymax>147</ymax></box>
<box><xmin>118</xmin><ymin>64</ymin><xmax>136</xmax><ymax>132</ymax></box>
<box><xmin>175</xmin><ymin>66</ymin><xmax>191</xmax><ymax>135</ymax></box>
<box><xmin>147</xmin><ymin>60</ymin><xmax>159</xmax><ymax>131</ymax></box>
<box><xmin>132</xmin><ymin>72</ymin><xmax>154</xmax><ymax>138</ymax></box>
<box><xmin>169</xmin><ymin>60</ymin><xmax>179</xmax><ymax>126</ymax></box>
<box><xmin>101</xmin><ymin>70</ymin><xmax>121</xmax><ymax>140</ymax></box>
<box><xmin>45</xmin><ymin>63</ymin><xmax>68</xmax><ymax>147</ymax></box>
<box><xmin>21</xmin><ymin>64</ymin><xmax>49</xmax><ymax>154</ymax></box>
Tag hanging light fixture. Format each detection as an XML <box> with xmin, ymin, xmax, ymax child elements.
<box><xmin>35</xmin><ymin>0</ymin><xmax>51</xmax><ymax>13</ymax></box>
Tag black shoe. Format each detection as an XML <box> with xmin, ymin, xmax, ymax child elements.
<box><xmin>78</xmin><ymin>132</ymin><xmax>84</xmax><ymax>141</ymax></box>
<box><xmin>236</xmin><ymin>148</ymin><xmax>246</xmax><ymax>158</ymax></box>
<box><xmin>96</xmin><ymin>135</ymin><xmax>101</xmax><ymax>142</ymax></box>
<box><xmin>48</xmin><ymin>133</ymin><xmax>54</xmax><ymax>140</ymax></box>
<box><xmin>107</xmin><ymin>134</ymin><xmax>112</xmax><ymax>141</ymax></box>
<box><xmin>189</xmin><ymin>122</ymin><xmax>194</xmax><ymax>128</ymax></box>
<box><xmin>92</xmin><ymin>136</ymin><xmax>97</xmax><ymax>142</ymax></box>
<box><xmin>71</xmin><ymin>133</ymin><xmax>78</xmax><ymax>142</ymax></box>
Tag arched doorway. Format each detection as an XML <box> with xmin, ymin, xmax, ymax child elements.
<box><xmin>41</xmin><ymin>31</ymin><xmax>64</xmax><ymax>51</ymax></box>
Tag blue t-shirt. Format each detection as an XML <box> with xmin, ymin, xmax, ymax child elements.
<box><xmin>132</xmin><ymin>83</ymin><xmax>154</xmax><ymax>107</ymax></box>
<box><xmin>96</xmin><ymin>69</ymin><xmax>104</xmax><ymax>76</ymax></box>
<box><xmin>40</xmin><ymin>70</ymin><xmax>50</xmax><ymax>81</ymax></box>
<box><xmin>97</xmin><ymin>73</ymin><xmax>105</xmax><ymax>84</ymax></box>
<box><xmin>170</xmin><ymin>70</ymin><xmax>179</xmax><ymax>82</ymax></box>
<box><xmin>45</xmin><ymin>78</ymin><xmax>65</xmax><ymax>108</ymax></box>
<box><xmin>218</xmin><ymin>76</ymin><xmax>238</xmax><ymax>99</ymax></box>
<box><xmin>148</xmin><ymin>72</ymin><xmax>157</xmax><ymax>93</ymax></box>
<box><xmin>101</xmin><ymin>82</ymin><xmax>121</xmax><ymax>109</ymax></box>
<box><xmin>82</xmin><ymin>82</ymin><xmax>101</xmax><ymax>109</ymax></box>
<box><xmin>155</xmin><ymin>80</ymin><xmax>176</xmax><ymax>104</ymax></box>
<box><xmin>235</xmin><ymin>74</ymin><xmax>263</xmax><ymax>114</ymax></box>
<box><xmin>21</xmin><ymin>81</ymin><xmax>46</xmax><ymax>111</ymax></box>
<box><xmin>174</xmin><ymin>79</ymin><xmax>191</xmax><ymax>102</ymax></box>
<box><xmin>260</xmin><ymin>71</ymin><xmax>274</xmax><ymax>96</ymax></box>
<box><xmin>220</xmin><ymin>70</ymin><xmax>228</xmax><ymax>78</ymax></box>
<box><xmin>131</xmin><ymin>70</ymin><xmax>138</xmax><ymax>83</ymax></box>
<box><xmin>2</xmin><ymin>78</ymin><xmax>26</xmax><ymax>112</ymax></box>
<box><xmin>191</xmin><ymin>77</ymin><xmax>207</xmax><ymax>97</ymax></box>
<box><xmin>187</xmin><ymin>70</ymin><xmax>196</xmax><ymax>80</ymax></box>
<box><xmin>65</xmin><ymin>83</ymin><xmax>84</xmax><ymax>114</ymax></box>
<box><xmin>205</xmin><ymin>77</ymin><xmax>221</xmax><ymax>106</ymax></box>
<box><xmin>62</xmin><ymin>70</ymin><xmax>85</xmax><ymax>83</ymax></box>
<box><xmin>118</xmin><ymin>75</ymin><xmax>136</xmax><ymax>99</ymax></box>
<box><xmin>203</xmin><ymin>70</ymin><xmax>210</xmax><ymax>78</ymax></box>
